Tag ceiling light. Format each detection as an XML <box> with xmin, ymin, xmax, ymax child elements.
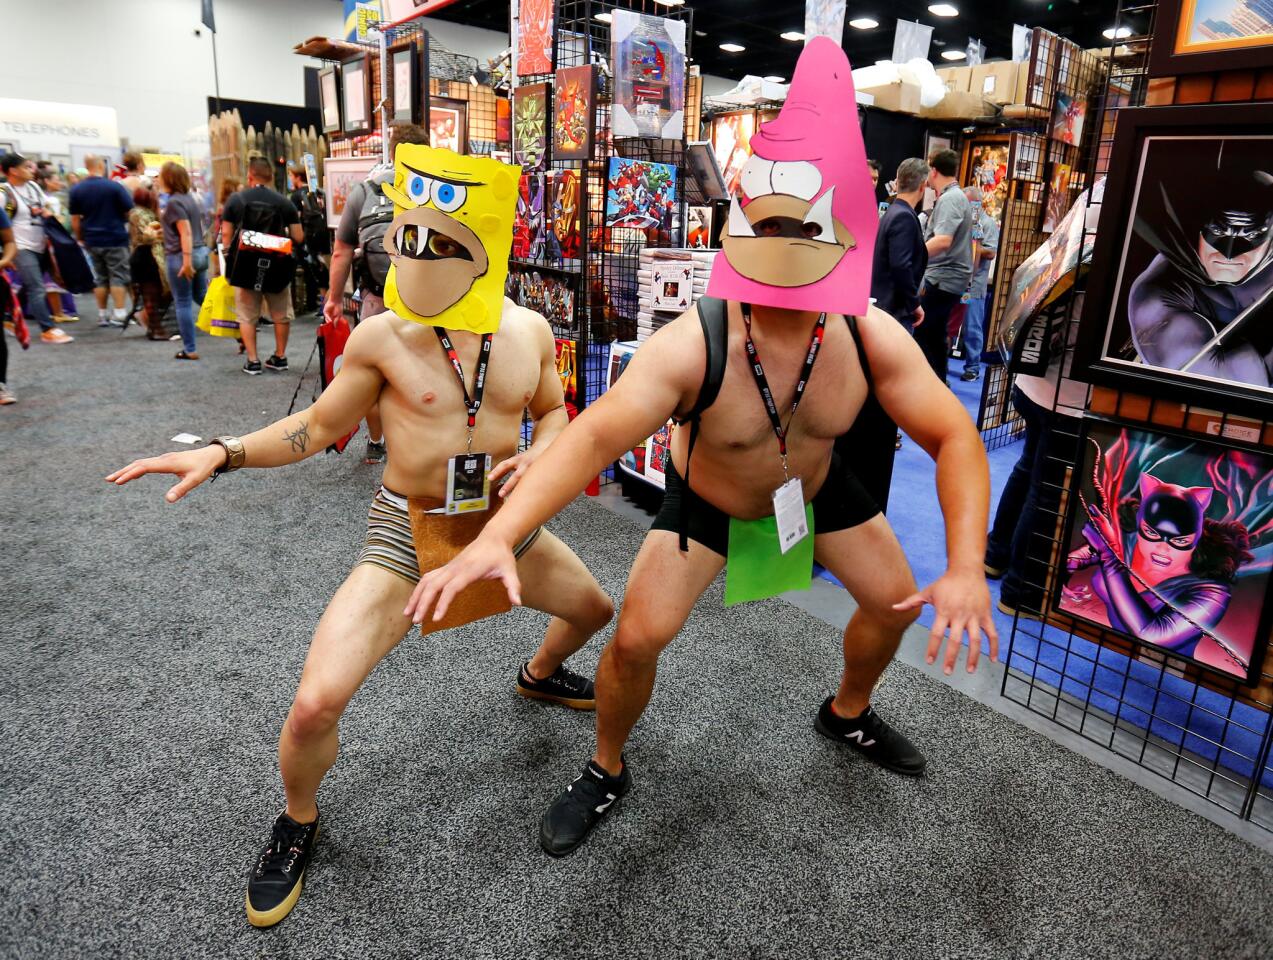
<box><xmin>695</xmin><ymin>30</ymin><xmax>707</xmax><ymax>37</ymax></box>
<box><xmin>928</xmin><ymin>3</ymin><xmax>959</xmax><ymax>16</ymax></box>
<box><xmin>780</xmin><ymin>30</ymin><xmax>805</xmax><ymax>42</ymax></box>
<box><xmin>594</xmin><ymin>12</ymin><xmax>612</xmax><ymax>23</ymax></box>
<box><xmin>849</xmin><ymin>18</ymin><xmax>880</xmax><ymax>30</ymax></box>
<box><xmin>719</xmin><ymin>42</ymin><xmax>746</xmax><ymax>53</ymax></box>
<box><xmin>653</xmin><ymin>0</ymin><xmax>685</xmax><ymax>6</ymax></box>
<box><xmin>763</xmin><ymin>75</ymin><xmax>786</xmax><ymax>83</ymax></box>
<box><xmin>940</xmin><ymin>49</ymin><xmax>966</xmax><ymax>60</ymax></box>
<box><xmin>1102</xmin><ymin>25</ymin><xmax>1133</xmax><ymax>39</ymax></box>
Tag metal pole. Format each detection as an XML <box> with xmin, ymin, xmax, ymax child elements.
<box><xmin>380</xmin><ymin>27</ymin><xmax>390</xmax><ymax>166</ymax></box>
<box><xmin>211</xmin><ymin>29</ymin><xmax>223</xmax><ymax>114</ymax></box>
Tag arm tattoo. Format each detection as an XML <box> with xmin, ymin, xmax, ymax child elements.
<box><xmin>284</xmin><ymin>420</ymin><xmax>310</xmax><ymax>454</ymax></box>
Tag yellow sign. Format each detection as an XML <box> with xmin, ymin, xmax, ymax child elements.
<box><xmin>141</xmin><ymin>153</ymin><xmax>183</xmax><ymax>176</ymax></box>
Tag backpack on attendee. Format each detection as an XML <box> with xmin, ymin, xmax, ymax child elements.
<box><xmin>226</xmin><ymin>198</ymin><xmax>295</xmax><ymax>294</ymax></box>
<box><xmin>297</xmin><ymin>189</ymin><xmax>330</xmax><ymax>256</ymax></box>
<box><xmin>353</xmin><ymin>177</ymin><xmax>395</xmax><ymax>297</ymax></box>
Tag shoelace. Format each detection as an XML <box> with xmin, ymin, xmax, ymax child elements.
<box><xmin>255</xmin><ymin>825</ymin><xmax>310</xmax><ymax>878</ymax></box>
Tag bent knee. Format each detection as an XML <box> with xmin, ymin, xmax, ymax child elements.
<box><xmin>287</xmin><ymin>690</ymin><xmax>344</xmax><ymax>742</ymax></box>
<box><xmin>608</xmin><ymin>622</ymin><xmax>673</xmax><ymax>669</ymax></box>
<box><xmin>587</xmin><ymin>590</ymin><xmax>617</xmax><ymax>632</ymax></box>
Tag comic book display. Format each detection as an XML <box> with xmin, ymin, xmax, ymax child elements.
<box><xmin>604</xmin><ymin>158</ymin><xmax>677</xmax><ymax>243</ymax></box>
<box><xmin>553</xmin><ymin>65</ymin><xmax>596</xmax><ymax>161</ymax></box>
<box><xmin>1058</xmin><ymin>421</ymin><xmax>1273</xmax><ymax>684</ymax></box>
<box><xmin>550</xmin><ymin>170</ymin><xmax>581</xmax><ymax>261</ymax></box>
<box><xmin>611</xmin><ymin>10</ymin><xmax>687</xmax><ymax>139</ymax></box>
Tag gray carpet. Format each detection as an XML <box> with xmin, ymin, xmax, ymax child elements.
<box><xmin>4</xmin><ymin>316</ymin><xmax>1273</xmax><ymax>960</ymax></box>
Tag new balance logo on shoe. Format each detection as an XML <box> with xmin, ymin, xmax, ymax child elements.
<box><xmin>842</xmin><ymin>730</ymin><xmax>877</xmax><ymax>747</ymax></box>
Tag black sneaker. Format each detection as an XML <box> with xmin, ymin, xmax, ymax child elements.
<box><xmin>245</xmin><ymin>810</ymin><xmax>320</xmax><ymax>928</ymax></box>
<box><xmin>815</xmin><ymin>698</ymin><xmax>926</xmax><ymax>777</ymax></box>
<box><xmin>364</xmin><ymin>439</ymin><xmax>387</xmax><ymax>464</ymax></box>
<box><xmin>540</xmin><ymin>759</ymin><xmax>631</xmax><ymax>857</ymax></box>
<box><xmin>961</xmin><ymin>368</ymin><xmax>980</xmax><ymax>382</ymax></box>
<box><xmin>516</xmin><ymin>661</ymin><xmax>596</xmax><ymax>710</ymax></box>
<box><xmin>264</xmin><ymin>354</ymin><xmax>288</xmax><ymax>372</ymax></box>
<box><xmin>242</xmin><ymin>360</ymin><xmax>262</xmax><ymax>376</ymax></box>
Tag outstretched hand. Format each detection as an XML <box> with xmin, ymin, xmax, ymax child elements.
<box><xmin>893</xmin><ymin>569</ymin><xmax>999</xmax><ymax>675</ymax></box>
<box><xmin>404</xmin><ymin>534</ymin><xmax>522</xmax><ymax>625</ymax></box>
<box><xmin>105</xmin><ymin>445</ymin><xmax>225</xmax><ymax>503</ymax></box>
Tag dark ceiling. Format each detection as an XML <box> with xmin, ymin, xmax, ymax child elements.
<box><xmin>427</xmin><ymin>1</ymin><xmax>1140</xmax><ymax>80</ymax></box>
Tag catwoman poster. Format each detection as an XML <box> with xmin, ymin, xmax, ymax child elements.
<box><xmin>1058</xmin><ymin>421</ymin><xmax>1273</xmax><ymax>683</ymax></box>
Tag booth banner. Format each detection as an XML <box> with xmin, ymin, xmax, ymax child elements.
<box><xmin>892</xmin><ymin>20</ymin><xmax>933</xmax><ymax>63</ymax></box>
<box><xmin>804</xmin><ymin>0</ymin><xmax>846</xmax><ymax>46</ymax></box>
<box><xmin>516</xmin><ymin>0</ymin><xmax>554</xmax><ymax>76</ymax></box>
<box><xmin>0</xmin><ymin>98</ymin><xmax>119</xmax><ymax>159</ymax></box>
<box><xmin>611</xmin><ymin>10</ymin><xmax>687</xmax><ymax>139</ymax></box>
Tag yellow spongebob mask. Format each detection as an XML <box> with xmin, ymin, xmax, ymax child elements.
<box><xmin>381</xmin><ymin>144</ymin><xmax>520</xmax><ymax>334</ymax></box>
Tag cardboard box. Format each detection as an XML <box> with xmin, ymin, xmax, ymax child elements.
<box><xmin>936</xmin><ymin>66</ymin><xmax>972</xmax><ymax>94</ymax></box>
<box><xmin>858</xmin><ymin>81</ymin><xmax>922</xmax><ymax>115</ymax></box>
<box><xmin>971</xmin><ymin>62</ymin><xmax>1019</xmax><ymax>105</ymax></box>
<box><xmin>919</xmin><ymin>91</ymin><xmax>997</xmax><ymax>120</ymax></box>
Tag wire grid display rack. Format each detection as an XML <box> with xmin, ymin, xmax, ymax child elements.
<box><xmin>999</xmin><ymin>0</ymin><xmax>1273</xmax><ymax>835</ymax></box>
<box><xmin>507</xmin><ymin>0</ymin><xmax>691</xmax><ymax>479</ymax></box>
<box><xmin>978</xmin><ymin>31</ymin><xmax>1106</xmax><ymax>451</ymax></box>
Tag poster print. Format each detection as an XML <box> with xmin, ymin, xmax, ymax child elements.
<box><xmin>319</xmin><ymin>66</ymin><xmax>342</xmax><ymax>135</ymax></box>
<box><xmin>606</xmin><ymin>341</ymin><xmax>646</xmax><ymax>477</ymax></box>
<box><xmin>553</xmin><ymin>65</ymin><xmax>596</xmax><ymax>161</ymax></box>
<box><xmin>687</xmin><ymin>205</ymin><xmax>714</xmax><ymax>248</ymax></box>
<box><xmin>551</xmin><ymin>169</ymin><xmax>581</xmax><ymax>261</ymax></box>
<box><xmin>1076</xmin><ymin>105</ymin><xmax>1273</xmax><ymax>414</ymax></box>
<box><xmin>1056</xmin><ymin>420</ymin><xmax>1273</xmax><ymax>684</ymax></box>
<box><xmin>496</xmin><ymin>97</ymin><xmax>512</xmax><ymax>148</ymax></box>
<box><xmin>516</xmin><ymin>0</ymin><xmax>553</xmax><ymax>76</ymax></box>
<box><xmin>323</xmin><ymin>155</ymin><xmax>378</xmax><ymax>229</ymax></box>
<box><xmin>429</xmin><ymin>98</ymin><xmax>467</xmax><ymax>154</ymax></box>
<box><xmin>1149</xmin><ymin>0</ymin><xmax>1273</xmax><ymax>76</ymax></box>
<box><xmin>710</xmin><ymin>111</ymin><xmax>757</xmax><ymax>198</ymax></box>
<box><xmin>507</xmin><ymin>269</ymin><xmax>577</xmax><ymax>330</ymax></box>
<box><xmin>1040</xmin><ymin>162</ymin><xmax>1073</xmax><ymax>234</ymax></box>
<box><xmin>644</xmin><ymin>420</ymin><xmax>673</xmax><ymax>487</ymax></box>
<box><xmin>961</xmin><ymin>137</ymin><xmax>1010</xmax><ymax>225</ymax></box>
<box><xmin>555</xmin><ymin>338</ymin><xmax>578</xmax><ymax>403</ymax></box>
<box><xmin>513</xmin><ymin>83</ymin><xmax>550</xmax><ymax>172</ymax></box>
<box><xmin>611</xmin><ymin>10</ymin><xmax>687</xmax><ymax>139</ymax></box>
<box><xmin>1051</xmin><ymin>93</ymin><xmax>1087</xmax><ymax>147</ymax></box>
<box><xmin>605</xmin><ymin>158</ymin><xmax>677</xmax><ymax>241</ymax></box>
<box><xmin>513</xmin><ymin>174</ymin><xmax>548</xmax><ymax>261</ymax></box>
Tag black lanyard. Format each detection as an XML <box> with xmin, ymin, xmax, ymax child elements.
<box><xmin>434</xmin><ymin>328</ymin><xmax>493</xmax><ymax>451</ymax></box>
<box><xmin>741</xmin><ymin>303</ymin><xmax>827</xmax><ymax>480</ymax></box>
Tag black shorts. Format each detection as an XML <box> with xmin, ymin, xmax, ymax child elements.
<box><xmin>651</xmin><ymin>456</ymin><xmax>880</xmax><ymax>557</ymax></box>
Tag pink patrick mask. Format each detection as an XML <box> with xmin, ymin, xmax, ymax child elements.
<box><xmin>706</xmin><ymin>36</ymin><xmax>877</xmax><ymax>316</ymax></box>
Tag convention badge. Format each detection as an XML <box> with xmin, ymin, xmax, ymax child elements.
<box><xmin>772</xmin><ymin>476</ymin><xmax>809</xmax><ymax>554</ymax></box>
<box><xmin>446</xmin><ymin>452</ymin><xmax>492</xmax><ymax>514</ymax></box>
<box><xmin>706</xmin><ymin>36</ymin><xmax>879</xmax><ymax>316</ymax></box>
<box><xmin>724</xmin><ymin>507</ymin><xmax>816</xmax><ymax>607</ymax></box>
<box><xmin>381</xmin><ymin>144</ymin><xmax>521</xmax><ymax>335</ymax></box>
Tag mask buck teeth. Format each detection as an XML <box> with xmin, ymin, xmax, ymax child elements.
<box><xmin>416</xmin><ymin>226</ymin><xmax>431</xmax><ymax>256</ymax></box>
<box><xmin>803</xmin><ymin>188</ymin><xmax>837</xmax><ymax>244</ymax></box>
<box><xmin>727</xmin><ymin>196</ymin><xmax>756</xmax><ymax>238</ymax></box>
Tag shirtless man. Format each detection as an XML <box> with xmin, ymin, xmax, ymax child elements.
<box><xmin>106</xmin><ymin>146</ymin><xmax>614</xmax><ymax>924</ymax></box>
<box><xmin>406</xmin><ymin>39</ymin><xmax>998</xmax><ymax>857</ymax></box>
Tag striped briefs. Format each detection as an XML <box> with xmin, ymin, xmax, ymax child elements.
<box><xmin>357</xmin><ymin>486</ymin><xmax>542</xmax><ymax>584</ymax></box>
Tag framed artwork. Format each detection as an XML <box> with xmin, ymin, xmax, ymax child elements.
<box><xmin>960</xmin><ymin>136</ymin><xmax>1010</xmax><ymax>225</ymax></box>
<box><xmin>605</xmin><ymin>158</ymin><xmax>678</xmax><ymax>240</ymax></box>
<box><xmin>513</xmin><ymin>83</ymin><xmax>550</xmax><ymax>172</ymax></box>
<box><xmin>1055</xmin><ymin>418</ymin><xmax>1273</xmax><ymax>684</ymax></box>
<box><xmin>684</xmin><ymin>142</ymin><xmax>728</xmax><ymax>202</ymax></box>
<box><xmin>1148</xmin><ymin>0</ymin><xmax>1273</xmax><ymax>78</ymax></box>
<box><xmin>1040</xmin><ymin>162</ymin><xmax>1073</xmax><ymax>234</ymax></box>
<box><xmin>1007</xmin><ymin>132</ymin><xmax>1046</xmax><ymax>182</ymax></box>
<box><xmin>611</xmin><ymin>10</ymin><xmax>687</xmax><ymax>139</ymax></box>
<box><xmin>429</xmin><ymin>97</ymin><xmax>467</xmax><ymax>154</ymax></box>
<box><xmin>318</xmin><ymin>66</ymin><xmax>342</xmax><ymax>135</ymax></box>
<box><xmin>606</xmin><ymin>342</ymin><xmax>647</xmax><ymax>479</ymax></box>
<box><xmin>341</xmin><ymin>55</ymin><xmax>373</xmax><ymax>136</ymax></box>
<box><xmin>924</xmin><ymin>133</ymin><xmax>952</xmax><ymax>162</ymax></box>
<box><xmin>550</xmin><ymin>169</ymin><xmax>581</xmax><ymax>260</ymax></box>
<box><xmin>553</xmin><ymin>64</ymin><xmax>596</xmax><ymax>161</ymax></box>
<box><xmin>389</xmin><ymin>43</ymin><xmax>419</xmax><ymax>125</ymax></box>
<box><xmin>555</xmin><ymin>338</ymin><xmax>578</xmax><ymax>402</ymax></box>
<box><xmin>496</xmin><ymin>96</ymin><xmax>512</xmax><ymax>148</ymax></box>
<box><xmin>1074</xmin><ymin>103</ymin><xmax>1273</xmax><ymax>416</ymax></box>
<box><xmin>709</xmin><ymin>111</ymin><xmax>758</xmax><ymax>198</ymax></box>
<box><xmin>687</xmin><ymin>205</ymin><xmax>715</xmax><ymax>249</ymax></box>
<box><xmin>516</xmin><ymin>0</ymin><xmax>554</xmax><ymax>76</ymax></box>
<box><xmin>323</xmin><ymin>155</ymin><xmax>378</xmax><ymax>229</ymax></box>
<box><xmin>1051</xmin><ymin>93</ymin><xmax>1087</xmax><ymax>146</ymax></box>
<box><xmin>644</xmin><ymin>420</ymin><xmax>673</xmax><ymax>487</ymax></box>
<box><xmin>513</xmin><ymin>174</ymin><xmax>549</xmax><ymax>261</ymax></box>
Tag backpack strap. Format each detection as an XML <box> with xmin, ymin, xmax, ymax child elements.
<box><xmin>845</xmin><ymin>314</ymin><xmax>874</xmax><ymax>392</ymax></box>
<box><xmin>672</xmin><ymin>296</ymin><xmax>729</xmax><ymax>552</ymax></box>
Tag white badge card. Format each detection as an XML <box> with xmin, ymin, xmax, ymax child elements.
<box><xmin>772</xmin><ymin>477</ymin><xmax>808</xmax><ymax>554</ymax></box>
<box><xmin>446</xmin><ymin>452</ymin><xmax>492</xmax><ymax>514</ymax></box>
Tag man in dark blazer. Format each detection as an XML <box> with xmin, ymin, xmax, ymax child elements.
<box><xmin>871</xmin><ymin>157</ymin><xmax>929</xmax><ymax>333</ymax></box>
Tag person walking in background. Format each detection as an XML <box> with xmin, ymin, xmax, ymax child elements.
<box><xmin>128</xmin><ymin>187</ymin><xmax>170</xmax><ymax>340</ymax></box>
<box><xmin>70</xmin><ymin>154</ymin><xmax>134</xmax><ymax>328</ymax></box>
<box><xmin>209</xmin><ymin>177</ymin><xmax>242</xmax><ymax>279</ymax></box>
<box><xmin>959</xmin><ymin>186</ymin><xmax>999</xmax><ymax>382</ymax></box>
<box><xmin>0</xmin><ymin>204</ymin><xmax>20</xmax><ymax>403</ymax></box>
<box><xmin>871</xmin><ymin>157</ymin><xmax>929</xmax><ymax>335</ymax></box>
<box><xmin>916</xmin><ymin>149</ymin><xmax>973</xmax><ymax>384</ymax></box>
<box><xmin>288</xmin><ymin>164</ymin><xmax>329</xmax><ymax>313</ymax></box>
<box><xmin>1</xmin><ymin>153</ymin><xmax>72</xmax><ymax>344</ymax></box>
<box><xmin>158</xmin><ymin>161</ymin><xmax>208</xmax><ymax>361</ymax></box>
<box><xmin>119</xmin><ymin>152</ymin><xmax>147</xmax><ymax>195</ymax></box>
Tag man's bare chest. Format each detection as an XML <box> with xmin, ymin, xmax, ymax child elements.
<box><xmin>380</xmin><ymin>338</ymin><xmax>539</xmax><ymax>418</ymax></box>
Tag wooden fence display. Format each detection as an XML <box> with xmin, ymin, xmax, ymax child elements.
<box><xmin>209</xmin><ymin>109</ymin><xmax>327</xmax><ymax>197</ymax></box>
